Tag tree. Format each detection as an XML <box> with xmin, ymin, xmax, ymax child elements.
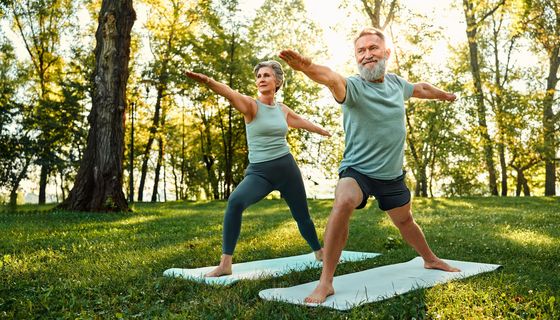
<box><xmin>0</xmin><ymin>35</ymin><xmax>35</xmax><ymax>206</ymax></box>
<box><xmin>487</xmin><ymin>9</ymin><xmax>513</xmax><ymax>196</ymax></box>
<box><xmin>360</xmin><ymin>0</ymin><xmax>398</xmax><ymax>30</ymax></box>
<box><xmin>462</xmin><ymin>0</ymin><xmax>505</xmax><ymax>195</ymax></box>
<box><xmin>135</xmin><ymin>0</ymin><xmax>207</xmax><ymax>201</ymax></box>
<box><xmin>58</xmin><ymin>0</ymin><xmax>135</xmax><ymax>211</ymax></box>
<box><xmin>385</xmin><ymin>10</ymin><xmax>461</xmax><ymax>197</ymax></box>
<box><xmin>518</xmin><ymin>0</ymin><xmax>560</xmax><ymax>196</ymax></box>
<box><xmin>8</xmin><ymin>0</ymin><xmax>77</xmax><ymax>204</ymax></box>
<box><xmin>180</xmin><ymin>0</ymin><xmax>253</xmax><ymax>200</ymax></box>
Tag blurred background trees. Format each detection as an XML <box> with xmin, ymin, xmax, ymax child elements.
<box><xmin>0</xmin><ymin>0</ymin><xmax>558</xmax><ymax>205</ymax></box>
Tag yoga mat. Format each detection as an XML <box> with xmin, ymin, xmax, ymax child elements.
<box><xmin>163</xmin><ymin>251</ymin><xmax>380</xmax><ymax>285</ymax></box>
<box><xmin>259</xmin><ymin>257</ymin><xmax>501</xmax><ymax>310</ymax></box>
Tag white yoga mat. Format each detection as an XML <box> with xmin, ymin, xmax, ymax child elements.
<box><xmin>163</xmin><ymin>251</ymin><xmax>380</xmax><ymax>285</ymax></box>
<box><xmin>259</xmin><ymin>257</ymin><xmax>502</xmax><ymax>310</ymax></box>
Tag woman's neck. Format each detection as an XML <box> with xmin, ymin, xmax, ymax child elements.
<box><xmin>257</xmin><ymin>92</ymin><xmax>276</xmax><ymax>105</ymax></box>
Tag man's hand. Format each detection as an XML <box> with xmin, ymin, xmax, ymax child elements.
<box><xmin>279</xmin><ymin>49</ymin><xmax>312</xmax><ymax>72</ymax></box>
<box><xmin>185</xmin><ymin>71</ymin><xmax>211</xmax><ymax>84</ymax></box>
<box><xmin>443</xmin><ymin>92</ymin><xmax>457</xmax><ymax>102</ymax></box>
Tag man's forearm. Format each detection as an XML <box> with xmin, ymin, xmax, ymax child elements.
<box><xmin>413</xmin><ymin>82</ymin><xmax>455</xmax><ymax>101</ymax></box>
<box><xmin>301</xmin><ymin>63</ymin><xmax>336</xmax><ymax>86</ymax></box>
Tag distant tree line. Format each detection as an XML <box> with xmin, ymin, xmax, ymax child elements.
<box><xmin>0</xmin><ymin>0</ymin><xmax>557</xmax><ymax>209</ymax></box>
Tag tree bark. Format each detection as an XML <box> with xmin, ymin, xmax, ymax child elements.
<box><xmin>38</xmin><ymin>164</ymin><xmax>49</xmax><ymax>204</ymax></box>
<box><xmin>515</xmin><ymin>169</ymin><xmax>530</xmax><ymax>196</ymax></box>
<box><xmin>151</xmin><ymin>135</ymin><xmax>164</xmax><ymax>202</ymax></box>
<box><xmin>222</xmin><ymin>31</ymin><xmax>236</xmax><ymax>199</ymax></box>
<box><xmin>137</xmin><ymin>85</ymin><xmax>163</xmax><ymax>201</ymax></box>
<box><xmin>361</xmin><ymin>0</ymin><xmax>398</xmax><ymax>30</ymax></box>
<box><xmin>463</xmin><ymin>0</ymin><xmax>499</xmax><ymax>195</ymax></box>
<box><xmin>543</xmin><ymin>47</ymin><xmax>559</xmax><ymax>195</ymax></box>
<box><xmin>199</xmin><ymin>123</ymin><xmax>219</xmax><ymax>200</ymax></box>
<box><xmin>58</xmin><ymin>0</ymin><xmax>135</xmax><ymax>212</ymax></box>
<box><xmin>180</xmin><ymin>108</ymin><xmax>186</xmax><ymax>199</ymax></box>
<box><xmin>9</xmin><ymin>158</ymin><xmax>31</xmax><ymax>207</ymax></box>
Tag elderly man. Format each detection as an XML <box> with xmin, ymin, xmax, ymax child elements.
<box><xmin>279</xmin><ymin>27</ymin><xmax>460</xmax><ymax>303</ymax></box>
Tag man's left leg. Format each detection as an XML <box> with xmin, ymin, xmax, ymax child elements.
<box><xmin>387</xmin><ymin>202</ymin><xmax>460</xmax><ymax>272</ymax></box>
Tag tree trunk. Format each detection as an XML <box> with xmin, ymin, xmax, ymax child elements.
<box><xmin>180</xmin><ymin>109</ymin><xmax>186</xmax><ymax>200</ymax></box>
<box><xmin>9</xmin><ymin>159</ymin><xmax>31</xmax><ymax>207</ymax></box>
<box><xmin>418</xmin><ymin>165</ymin><xmax>428</xmax><ymax>197</ymax></box>
<box><xmin>58</xmin><ymin>0</ymin><xmax>135</xmax><ymax>212</ymax></box>
<box><xmin>59</xmin><ymin>169</ymin><xmax>66</xmax><ymax>201</ymax></box>
<box><xmin>137</xmin><ymin>86</ymin><xmax>163</xmax><ymax>201</ymax></box>
<box><xmin>151</xmin><ymin>136</ymin><xmax>164</xmax><ymax>202</ymax></box>
<box><xmin>169</xmin><ymin>153</ymin><xmax>178</xmax><ymax>200</ymax></box>
<box><xmin>223</xmin><ymin>32</ymin><xmax>236</xmax><ymax>199</ymax></box>
<box><xmin>151</xmin><ymin>95</ymin><xmax>167</xmax><ymax>202</ymax></box>
<box><xmin>463</xmin><ymin>0</ymin><xmax>499</xmax><ymax>195</ymax></box>
<box><xmin>498</xmin><ymin>143</ymin><xmax>507</xmax><ymax>196</ymax></box>
<box><xmin>490</xmin><ymin>16</ymin><xmax>512</xmax><ymax>197</ymax></box>
<box><xmin>515</xmin><ymin>169</ymin><xmax>531</xmax><ymax>196</ymax></box>
<box><xmin>38</xmin><ymin>164</ymin><xmax>49</xmax><ymax>204</ymax></box>
<box><xmin>515</xmin><ymin>169</ymin><xmax>522</xmax><ymax>196</ymax></box>
<box><xmin>522</xmin><ymin>175</ymin><xmax>530</xmax><ymax>196</ymax></box>
<box><xmin>543</xmin><ymin>48</ymin><xmax>559</xmax><ymax>196</ymax></box>
<box><xmin>361</xmin><ymin>0</ymin><xmax>398</xmax><ymax>30</ymax></box>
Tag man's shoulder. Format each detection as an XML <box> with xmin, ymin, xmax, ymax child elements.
<box><xmin>385</xmin><ymin>73</ymin><xmax>404</xmax><ymax>82</ymax></box>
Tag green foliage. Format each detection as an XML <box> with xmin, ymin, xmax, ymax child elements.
<box><xmin>0</xmin><ymin>198</ymin><xmax>559</xmax><ymax>318</ymax></box>
<box><xmin>0</xmin><ymin>34</ymin><xmax>35</xmax><ymax>201</ymax></box>
<box><xmin>3</xmin><ymin>0</ymin><xmax>87</xmax><ymax>203</ymax></box>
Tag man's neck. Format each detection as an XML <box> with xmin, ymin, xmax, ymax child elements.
<box><xmin>370</xmin><ymin>75</ymin><xmax>385</xmax><ymax>83</ymax></box>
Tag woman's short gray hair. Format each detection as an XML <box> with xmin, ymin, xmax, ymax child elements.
<box><xmin>253</xmin><ymin>60</ymin><xmax>284</xmax><ymax>92</ymax></box>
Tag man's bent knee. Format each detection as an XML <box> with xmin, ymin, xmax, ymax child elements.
<box><xmin>332</xmin><ymin>196</ymin><xmax>359</xmax><ymax>216</ymax></box>
<box><xmin>391</xmin><ymin>211</ymin><xmax>414</xmax><ymax>229</ymax></box>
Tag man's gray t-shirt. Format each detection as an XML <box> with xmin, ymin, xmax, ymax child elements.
<box><xmin>339</xmin><ymin>74</ymin><xmax>414</xmax><ymax>179</ymax></box>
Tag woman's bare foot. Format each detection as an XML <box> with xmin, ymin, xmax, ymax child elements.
<box><xmin>204</xmin><ymin>254</ymin><xmax>233</xmax><ymax>277</ymax></box>
<box><xmin>424</xmin><ymin>257</ymin><xmax>461</xmax><ymax>272</ymax></box>
<box><xmin>204</xmin><ymin>265</ymin><xmax>232</xmax><ymax>277</ymax></box>
<box><xmin>314</xmin><ymin>248</ymin><xmax>324</xmax><ymax>261</ymax></box>
<box><xmin>304</xmin><ymin>282</ymin><xmax>334</xmax><ymax>304</ymax></box>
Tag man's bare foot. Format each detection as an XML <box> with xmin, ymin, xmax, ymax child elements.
<box><xmin>204</xmin><ymin>265</ymin><xmax>232</xmax><ymax>277</ymax></box>
<box><xmin>424</xmin><ymin>257</ymin><xmax>461</xmax><ymax>272</ymax></box>
<box><xmin>304</xmin><ymin>282</ymin><xmax>334</xmax><ymax>304</ymax></box>
<box><xmin>314</xmin><ymin>248</ymin><xmax>324</xmax><ymax>261</ymax></box>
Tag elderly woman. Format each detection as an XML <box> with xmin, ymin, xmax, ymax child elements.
<box><xmin>185</xmin><ymin>60</ymin><xmax>330</xmax><ymax>277</ymax></box>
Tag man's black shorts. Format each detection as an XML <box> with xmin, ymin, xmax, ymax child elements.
<box><xmin>339</xmin><ymin>167</ymin><xmax>411</xmax><ymax>211</ymax></box>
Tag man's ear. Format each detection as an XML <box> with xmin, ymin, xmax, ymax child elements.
<box><xmin>385</xmin><ymin>48</ymin><xmax>391</xmax><ymax>59</ymax></box>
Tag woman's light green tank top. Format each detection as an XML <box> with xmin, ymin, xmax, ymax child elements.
<box><xmin>245</xmin><ymin>100</ymin><xmax>290</xmax><ymax>163</ymax></box>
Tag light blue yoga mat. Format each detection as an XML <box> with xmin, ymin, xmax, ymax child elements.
<box><xmin>259</xmin><ymin>257</ymin><xmax>501</xmax><ymax>310</ymax></box>
<box><xmin>163</xmin><ymin>251</ymin><xmax>380</xmax><ymax>285</ymax></box>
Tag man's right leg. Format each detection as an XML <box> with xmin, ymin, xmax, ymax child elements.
<box><xmin>205</xmin><ymin>174</ymin><xmax>273</xmax><ymax>277</ymax></box>
<box><xmin>305</xmin><ymin>177</ymin><xmax>363</xmax><ymax>303</ymax></box>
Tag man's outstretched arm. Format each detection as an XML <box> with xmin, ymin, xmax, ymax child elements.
<box><xmin>412</xmin><ymin>82</ymin><xmax>456</xmax><ymax>102</ymax></box>
<box><xmin>279</xmin><ymin>49</ymin><xmax>347</xmax><ymax>103</ymax></box>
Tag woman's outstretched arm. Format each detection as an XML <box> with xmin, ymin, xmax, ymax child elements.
<box><xmin>186</xmin><ymin>71</ymin><xmax>257</xmax><ymax>120</ymax></box>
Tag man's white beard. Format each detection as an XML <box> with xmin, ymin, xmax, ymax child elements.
<box><xmin>357</xmin><ymin>57</ymin><xmax>387</xmax><ymax>81</ymax></box>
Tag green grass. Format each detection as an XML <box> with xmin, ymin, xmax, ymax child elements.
<box><xmin>1</xmin><ymin>197</ymin><xmax>559</xmax><ymax>319</ymax></box>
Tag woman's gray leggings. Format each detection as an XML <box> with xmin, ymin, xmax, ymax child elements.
<box><xmin>222</xmin><ymin>153</ymin><xmax>321</xmax><ymax>255</ymax></box>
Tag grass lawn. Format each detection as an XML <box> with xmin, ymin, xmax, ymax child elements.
<box><xmin>1</xmin><ymin>197</ymin><xmax>559</xmax><ymax>319</ymax></box>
